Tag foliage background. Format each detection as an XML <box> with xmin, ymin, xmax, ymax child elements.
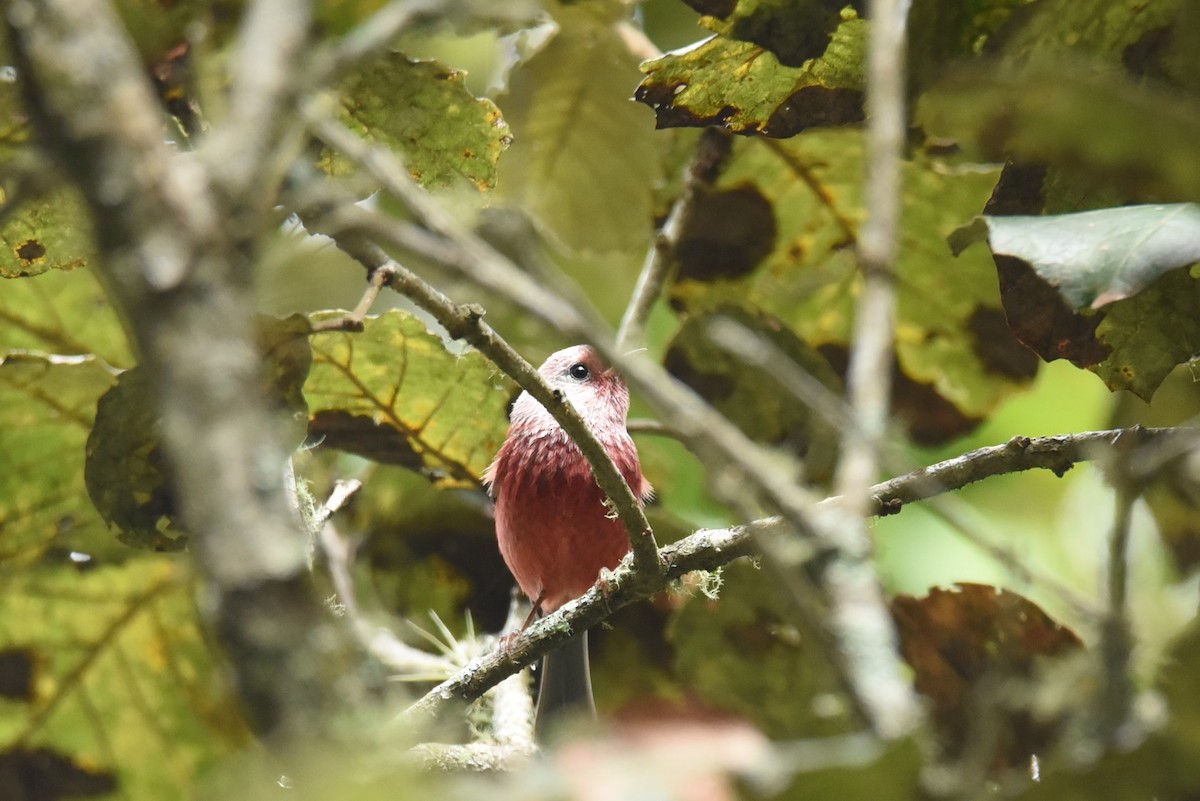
<box><xmin>1</xmin><ymin>0</ymin><xmax>1200</xmax><ymax>799</ymax></box>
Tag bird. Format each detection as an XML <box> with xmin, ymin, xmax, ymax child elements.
<box><xmin>483</xmin><ymin>344</ymin><xmax>652</xmax><ymax>739</ymax></box>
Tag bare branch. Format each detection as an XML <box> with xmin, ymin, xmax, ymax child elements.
<box><xmin>10</xmin><ymin>0</ymin><xmax>361</xmax><ymax>742</ymax></box>
<box><xmin>819</xmin><ymin>0</ymin><xmax>920</xmax><ymax>739</ymax></box>
<box><xmin>1094</xmin><ymin>427</ymin><xmax>1156</xmax><ymax>742</ymax></box>
<box><xmin>401</xmin><ymin>426</ymin><xmax>1188</xmax><ymax>720</ymax></box>
<box><xmin>284</xmin><ymin>161</ymin><xmax>664</xmax><ymax>586</ymax></box>
<box><xmin>616</xmin><ymin>127</ymin><xmax>732</xmax><ymax>352</ymax></box>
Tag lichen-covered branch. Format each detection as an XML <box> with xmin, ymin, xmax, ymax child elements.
<box><xmin>404</xmin><ymin>426</ymin><xmax>1184</xmax><ymax>720</ymax></box>
<box><xmin>9</xmin><ymin>0</ymin><xmax>360</xmax><ymax>743</ymax></box>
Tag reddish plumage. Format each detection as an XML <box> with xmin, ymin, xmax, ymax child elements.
<box><xmin>484</xmin><ymin>345</ymin><xmax>652</xmax><ymax>616</ymax></box>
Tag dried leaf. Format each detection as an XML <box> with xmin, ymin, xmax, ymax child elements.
<box><xmin>891</xmin><ymin>583</ymin><xmax>1083</xmax><ymax>770</ymax></box>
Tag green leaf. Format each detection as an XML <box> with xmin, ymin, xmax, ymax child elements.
<box><xmin>636</xmin><ymin>10</ymin><xmax>865</xmax><ymax>137</ymax></box>
<box><xmin>0</xmin><ymin>267</ymin><xmax>134</xmax><ymax>369</ymax></box>
<box><xmin>991</xmin><ymin>0</ymin><xmax>1183</xmax><ymax>68</ymax></box>
<box><xmin>980</xmin><ymin>204</ymin><xmax>1200</xmax><ymax>309</ymax></box>
<box><xmin>918</xmin><ymin>65</ymin><xmax>1200</xmax><ymax>204</ymax></box>
<box><xmin>0</xmin><ymin>352</ymin><xmax>132</xmax><ymax>567</ymax></box>
<box><xmin>670</xmin><ymin>131</ymin><xmax>1037</xmax><ymax>444</ymax></box>
<box><xmin>0</xmin><ymin>77</ymin><xmax>96</xmax><ymax>279</ymax></box>
<box><xmin>83</xmin><ymin>315</ymin><xmax>313</xmax><ymax>550</ymax></box>
<box><xmin>494</xmin><ymin>4</ymin><xmax>666</xmax><ymax>253</ymax></box>
<box><xmin>84</xmin><ymin>367</ymin><xmax>183</xmax><ymax>552</ymax></box>
<box><xmin>0</xmin><ymin>187</ymin><xmax>94</xmax><ymax>279</ymax></box>
<box><xmin>669</xmin><ymin>561</ymin><xmax>854</xmax><ymax>738</ymax></box>
<box><xmin>333</xmin><ymin>54</ymin><xmax>511</xmax><ymax>191</ymax></box>
<box><xmin>905</xmin><ymin>0</ymin><xmax>1036</xmax><ymax>91</ymax></box>
<box><xmin>0</xmin><ymin>558</ymin><xmax>246</xmax><ymax>800</ymax></box>
<box><xmin>972</xmin><ymin>204</ymin><xmax>1200</xmax><ymax>399</ymax></box>
<box><xmin>689</xmin><ymin>0</ymin><xmax>863</xmax><ymax>68</ymax></box>
<box><xmin>304</xmin><ymin>310</ymin><xmax>511</xmax><ymax>486</ymax></box>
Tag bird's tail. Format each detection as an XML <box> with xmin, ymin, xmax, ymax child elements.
<box><xmin>533</xmin><ymin>630</ymin><xmax>595</xmax><ymax>741</ymax></box>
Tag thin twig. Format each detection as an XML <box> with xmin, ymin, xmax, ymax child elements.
<box><xmin>315</xmin><ymin>480</ymin><xmax>462</xmax><ymax>677</ymax></box>
<box><xmin>399</xmin><ymin>426</ymin><xmax>1187</xmax><ymax>721</ymax></box>
<box><xmin>837</xmin><ymin>0</ymin><xmax>909</xmax><ymax>515</ymax></box>
<box><xmin>615</xmin><ymin>128</ymin><xmax>732</xmax><ymax>352</ymax></box>
<box><xmin>283</xmin><ymin>168</ymin><xmax>663</xmax><ymax>584</ymax></box>
<box><xmin>309</xmin><ymin>260</ymin><xmax>395</xmax><ymax>332</ymax></box>
<box><xmin>707</xmin><ymin>316</ymin><xmax>1099</xmax><ymax>620</ymax></box>
<box><xmin>1095</xmin><ymin>427</ymin><xmax>1150</xmax><ymax>742</ymax></box>
<box><xmin>306</xmin><ymin>0</ymin><xmax>437</xmax><ymax>86</ymax></box>
<box><xmin>819</xmin><ymin>0</ymin><xmax>919</xmax><ymax>739</ymax></box>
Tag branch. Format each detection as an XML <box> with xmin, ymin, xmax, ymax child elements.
<box><xmin>282</xmin><ymin>164</ymin><xmax>663</xmax><ymax>585</ymax></box>
<box><xmin>819</xmin><ymin>0</ymin><xmax>920</xmax><ymax>739</ymax></box>
<box><xmin>9</xmin><ymin>0</ymin><xmax>361</xmax><ymax>742</ymax></box>
<box><xmin>402</xmin><ymin>426</ymin><xmax>1189</xmax><ymax>720</ymax></box>
<box><xmin>402</xmin><ymin>521</ymin><xmax>762</xmax><ymax>723</ymax></box>
<box><xmin>615</xmin><ymin>127</ymin><xmax>732</xmax><ymax>352</ymax></box>
<box><xmin>200</xmin><ymin>0</ymin><xmax>313</xmax><ymax>203</ymax></box>
<box><xmin>860</xmin><ymin>428</ymin><xmax>1189</xmax><ymax>511</ymax></box>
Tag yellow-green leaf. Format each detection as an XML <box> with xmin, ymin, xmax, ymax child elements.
<box><xmin>304</xmin><ymin>310</ymin><xmax>511</xmax><ymax>486</ymax></box>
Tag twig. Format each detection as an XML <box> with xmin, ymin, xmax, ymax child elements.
<box><xmin>837</xmin><ymin>0</ymin><xmax>909</xmax><ymax>516</ymax></box>
<box><xmin>1095</xmin><ymin>427</ymin><xmax>1152</xmax><ymax>743</ymax></box>
<box><xmin>308</xmin><ymin>260</ymin><xmax>395</xmax><ymax>332</ymax></box>
<box><xmin>400</xmin><ymin>426</ymin><xmax>1186</xmax><ymax>720</ymax></box>
<box><xmin>313</xmin><ymin>477</ymin><xmax>362</xmax><ymax>529</ymax></box>
<box><xmin>283</xmin><ymin>167</ymin><xmax>663</xmax><ymax>585</ymax></box>
<box><xmin>615</xmin><ymin>128</ymin><xmax>732</xmax><ymax>352</ymax></box>
<box><xmin>305</xmin><ymin>0</ymin><xmax>542</xmax><ymax>88</ymax></box>
<box><xmin>306</xmin><ymin>0</ymin><xmax>439</xmax><ymax>86</ymax></box>
<box><xmin>819</xmin><ymin>0</ymin><xmax>918</xmax><ymax>740</ymax></box>
<box><xmin>860</xmin><ymin>429</ymin><xmax>1188</xmax><ymax>510</ymax></box>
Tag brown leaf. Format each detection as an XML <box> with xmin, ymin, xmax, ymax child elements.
<box><xmin>891</xmin><ymin>583</ymin><xmax>1083</xmax><ymax>770</ymax></box>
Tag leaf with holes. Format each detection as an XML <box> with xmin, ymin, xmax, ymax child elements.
<box><xmin>304</xmin><ymin>310</ymin><xmax>512</xmax><ymax>486</ymax></box>
<box><xmin>0</xmin><ymin>187</ymin><xmax>94</xmax><ymax>279</ymax></box>
<box><xmin>668</xmin><ymin>131</ymin><xmax>1038</xmax><ymax>445</ymax></box>
<box><xmin>636</xmin><ymin>7</ymin><xmax>865</xmax><ymax>137</ymax></box>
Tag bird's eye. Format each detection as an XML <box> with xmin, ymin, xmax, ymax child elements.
<box><xmin>568</xmin><ymin>362</ymin><xmax>590</xmax><ymax>381</ymax></box>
